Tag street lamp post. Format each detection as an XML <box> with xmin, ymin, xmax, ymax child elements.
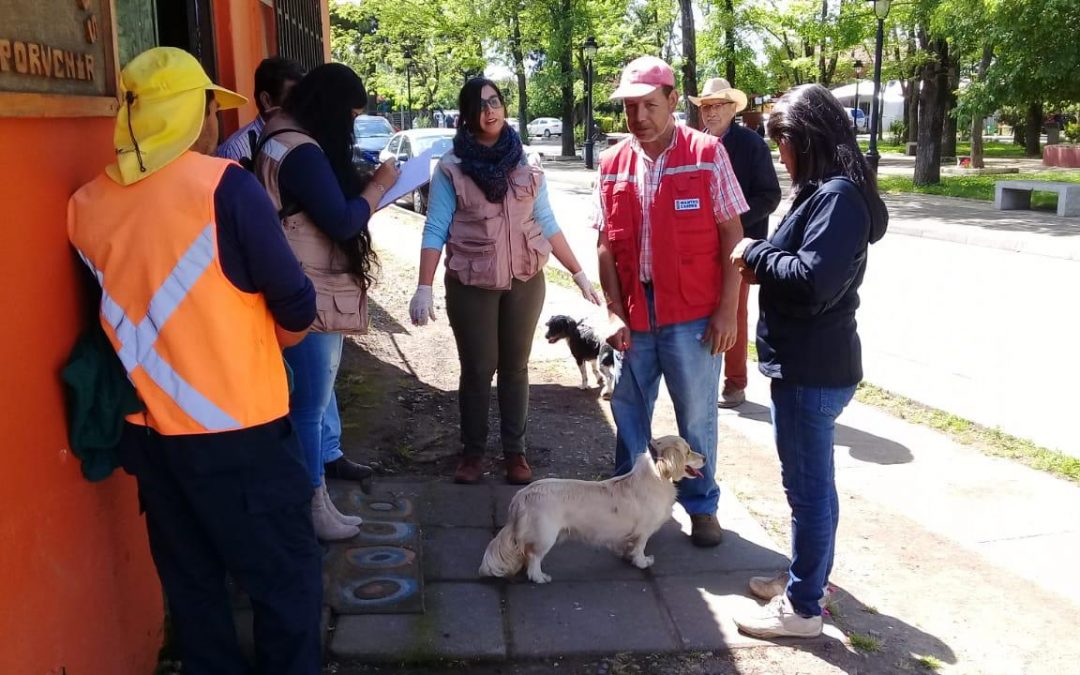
<box><xmin>583</xmin><ymin>36</ymin><xmax>598</xmax><ymax>170</ymax></box>
<box><xmin>853</xmin><ymin>59</ymin><xmax>864</xmax><ymax>133</ymax></box>
<box><xmin>866</xmin><ymin>0</ymin><xmax>891</xmax><ymax>170</ymax></box>
<box><xmin>403</xmin><ymin>46</ymin><xmax>414</xmax><ymax>130</ymax></box>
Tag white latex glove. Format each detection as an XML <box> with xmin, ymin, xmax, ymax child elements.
<box><xmin>409</xmin><ymin>285</ymin><xmax>437</xmax><ymax>325</ymax></box>
<box><xmin>572</xmin><ymin>271</ymin><xmax>603</xmax><ymax>305</ymax></box>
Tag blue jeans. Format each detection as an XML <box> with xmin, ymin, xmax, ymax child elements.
<box><xmin>284</xmin><ymin>332</ymin><xmax>344</xmax><ymax>488</ymax></box>
<box><xmin>610</xmin><ymin>291</ymin><xmax>722</xmax><ymax>515</ymax></box>
<box><xmin>770</xmin><ymin>380</ymin><xmax>857</xmax><ymax>617</ymax></box>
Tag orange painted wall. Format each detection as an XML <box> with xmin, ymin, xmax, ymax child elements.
<box><xmin>0</xmin><ymin>116</ymin><xmax>163</xmax><ymax>674</ymax></box>
<box><xmin>215</xmin><ymin>0</ymin><xmax>279</xmax><ymax>136</ymax></box>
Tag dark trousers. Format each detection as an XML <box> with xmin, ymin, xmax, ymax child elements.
<box><xmin>118</xmin><ymin>418</ymin><xmax>323</xmax><ymax>675</ymax></box>
<box><xmin>445</xmin><ymin>273</ymin><xmax>546</xmax><ymax>456</ymax></box>
<box><xmin>723</xmin><ymin>279</ymin><xmax>751</xmax><ymax>391</ymax></box>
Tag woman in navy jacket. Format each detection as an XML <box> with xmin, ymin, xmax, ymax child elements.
<box><xmin>730</xmin><ymin>84</ymin><xmax>888</xmax><ymax>639</ymax></box>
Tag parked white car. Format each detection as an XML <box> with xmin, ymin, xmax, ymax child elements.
<box><xmin>674</xmin><ymin>111</ymin><xmax>687</xmax><ymax>125</ymax></box>
<box><xmin>505</xmin><ymin>117</ymin><xmax>525</xmax><ymax>135</ymax></box>
<box><xmin>527</xmin><ymin>117</ymin><xmax>563</xmax><ymax>137</ymax></box>
<box><xmin>378</xmin><ymin>128</ymin><xmax>456</xmax><ymax>214</ymax></box>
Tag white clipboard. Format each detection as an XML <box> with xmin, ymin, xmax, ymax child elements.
<box><xmin>376</xmin><ymin>147</ymin><xmax>437</xmax><ymax>210</ymax></box>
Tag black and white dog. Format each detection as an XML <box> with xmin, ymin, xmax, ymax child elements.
<box><xmin>544</xmin><ymin>315</ymin><xmax>617</xmax><ymax>399</ymax></box>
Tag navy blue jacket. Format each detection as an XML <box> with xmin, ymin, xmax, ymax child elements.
<box><xmin>744</xmin><ymin>176</ymin><xmax>887</xmax><ymax>387</ymax></box>
<box><xmin>721</xmin><ymin>124</ymin><xmax>781</xmax><ymax>240</ymax></box>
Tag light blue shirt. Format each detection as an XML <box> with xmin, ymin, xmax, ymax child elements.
<box><xmin>421</xmin><ymin>154</ymin><xmax>561</xmax><ymax>250</ymax></box>
<box><xmin>216</xmin><ymin>115</ymin><xmax>265</xmax><ymax>162</ymax></box>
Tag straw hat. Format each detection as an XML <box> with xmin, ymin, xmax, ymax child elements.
<box><xmin>108</xmin><ymin>47</ymin><xmax>246</xmax><ymax>185</ymax></box>
<box><xmin>687</xmin><ymin>78</ymin><xmax>748</xmax><ymax>112</ymax></box>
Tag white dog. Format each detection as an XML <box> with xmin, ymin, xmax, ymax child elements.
<box><xmin>479</xmin><ymin>436</ymin><xmax>706</xmax><ymax>583</ymax></box>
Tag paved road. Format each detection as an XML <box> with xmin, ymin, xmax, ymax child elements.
<box><xmin>537</xmin><ymin>162</ymin><xmax>1080</xmax><ymax>458</ymax></box>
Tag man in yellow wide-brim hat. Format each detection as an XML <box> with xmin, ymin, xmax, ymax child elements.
<box><xmin>68</xmin><ymin>47</ymin><xmax>322</xmax><ymax>674</ymax></box>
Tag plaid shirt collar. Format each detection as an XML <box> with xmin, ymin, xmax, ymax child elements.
<box><xmin>628</xmin><ymin>124</ymin><xmax>679</xmax><ymax>166</ymax></box>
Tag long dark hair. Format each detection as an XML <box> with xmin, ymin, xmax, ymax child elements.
<box><xmin>767</xmin><ymin>84</ymin><xmax>881</xmax><ymax>209</ymax></box>
<box><xmin>457</xmin><ymin>77</ymin><xmax>504</xmax><ymax>133</ymax></box>
<box><xmin>283</xmin><ymin>63</ymin><xmax>377</xmax><ymax>288</ymax></box>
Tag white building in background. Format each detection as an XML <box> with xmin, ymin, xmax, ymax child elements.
<box><xmin>830</xmin><ymin>80</ymin><xmax>905</xmax><ymax>134</ymax></box>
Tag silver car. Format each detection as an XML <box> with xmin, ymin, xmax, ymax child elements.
<box><xmin>379</xmin><ymin>128</ymin><xmax>456</xmax><ymax>214</ymax></box>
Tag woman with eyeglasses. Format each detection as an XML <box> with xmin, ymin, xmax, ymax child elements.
<box><xmin>408</xmin><ymin>77</ymin><xmax>601</xmax><ymax>485</ymax></box>
<box><xmin>255</xmin><ymin>63</ymin><xmax>399</xmax><ymax>541</ymax></box>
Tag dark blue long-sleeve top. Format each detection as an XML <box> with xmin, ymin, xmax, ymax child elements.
<box><xmin>277</xmin><ymin>143</ymin><xmax>372</xmax><ymax>242</ymax></box>
<box><xmin>743</xmin><ymin>176</ymin><xmax>886</xmax><ymax>387</ymax></box>
<box><xmin>721</xmin><ymin>124</ymin><xmax>782</xmax><ymax>240</ymax></box>
<box><xmin>215</xmin><ymin>165</ymin><xmax>315</xmax><ymax>332</ymax></box>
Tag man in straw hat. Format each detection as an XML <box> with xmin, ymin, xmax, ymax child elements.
<box><xmin>595</xmin><ymin>56</ymin><xmax>749</xmax><ymax>548</ymax></box>
<box><xmin>68</xmin><ymin>47</ymin><xmax>322</xmax><ymax>673</ymax></box>
<box><xmin>689</xmin><ymin>78</ymin><xmax>781</xmax><ymax>409</ymax></box>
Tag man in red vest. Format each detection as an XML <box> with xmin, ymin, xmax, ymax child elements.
<box><xmin>596</xmin><ymin>56</ymin><xmax>748</xmax><ymax>547</ymax></box>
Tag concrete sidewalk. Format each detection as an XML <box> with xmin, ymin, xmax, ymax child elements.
<box><xmin>325</xmin><ymin>482</ymin><xmax>844</xmax><ymax>663</ymax></box>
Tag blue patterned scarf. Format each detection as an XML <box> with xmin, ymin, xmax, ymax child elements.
<box><xmin>453</xmin><ymin>123</ymin><xmax>524</xmax><ymax>203</ymax></box>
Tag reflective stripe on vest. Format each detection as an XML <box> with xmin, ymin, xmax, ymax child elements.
<box><xmin>76</xmin><ymin>223</ymin><xmax>241</xmax><ymax>431</ymax></box>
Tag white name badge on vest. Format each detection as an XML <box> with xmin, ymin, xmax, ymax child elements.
<box><xmin>674</xmin><ymin>198</ymin><xmax>701</xmax><ymax>212</ymax></box>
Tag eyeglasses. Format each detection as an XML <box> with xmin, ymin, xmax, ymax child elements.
<box><xmin>701</xmin><ymin>102</ymin><xmax>735</xmax><ymax>115</ymax></box>
<box><xmin>480</xmin><ymin>95</ymin><xmax>504</xmax><ymax>111</ymax></box>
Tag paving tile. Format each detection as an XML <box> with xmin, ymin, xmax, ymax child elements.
<box><xmin>330</xmin><ymin>582</ymin><xmax>505</xmax><ymax>662</ymax></box>
<box><xmin>505</xmin><ymin>580</ymin><xmax>678</xmax><ymax>657</ymax></box>
<box><xmin>423</xmin><ymin>527</ymin><xmax>493</xmax><ymax>581</ymax></box>
<box><xmin>493</xmin><ymin>484</ymin><xmax>524</xmax><ymax>527</ymax></box>
<box><xmin>529</xmin><ymin>540</ymin><xmax>650</xmax><ymax>582</ymax></box>
<box><xmin>656</xmin><ymin>572</ymin><xmax>846</xmax><ymax>651</ymax></box>
<box><xmin>647</xmin><ymin>497</ymin><xmax>789</xmax><ymax>577</ymax></box>
<box><xmin>418</xmin><ymin>482</ymin><xmax>495</xmax><ymax>528</ymax></box>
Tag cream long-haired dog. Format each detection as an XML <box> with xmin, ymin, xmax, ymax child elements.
<box><xmin>479</xmin><ymin>435</ymin><xmax>706</xmax><ymax>583</ymax></box>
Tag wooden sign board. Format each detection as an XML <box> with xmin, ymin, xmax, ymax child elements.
<box><xmin>1</xmin><ymin>0</ymin><xmax>119</xmax><ymax>117</ymax></box>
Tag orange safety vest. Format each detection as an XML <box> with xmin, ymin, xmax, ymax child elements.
<box><xmin>68</xmin><ymin>152</ymin><xmax>289</xmax><ymax>435</ymax></box>
<box><xmin>599</xmin><ymin>126</ymin><xmax>724</xmax><ymax>331</ymax></box>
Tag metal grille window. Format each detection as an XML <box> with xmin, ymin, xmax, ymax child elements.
<box><xmin>275</xmin><ymin>0</ymin><xmax>324</xmax><ymax>71</ymax></box>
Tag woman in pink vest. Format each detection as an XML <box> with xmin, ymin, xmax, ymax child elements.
<box><xmin>408</xmin><ymin>78</ymin><xmax>601</xmax><ymax>485</ymax></box>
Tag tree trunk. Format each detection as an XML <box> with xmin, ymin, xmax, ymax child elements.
<box><xmin>510</xmin><ymin>2</ymin><xmax>529</xmax><ymax>144</ymax></box>
<box><xmin>559</xmin><ymin>0</ymin><xmax>575</xmax><ymax>157</ymax></box>
<box><xmin>817</xmin><ymin>0</ymin><xmax>828</xmax><ymax>83</ymax></box>
<box><xmin>679</xmin><ymin>0</ymin><xmax>699</xmax><ymax>129</ymax></box>
<box><xmin>906</xmin><ymin>79</ymin><xmax>920</xmax><ymax>144</ymax></box>
<box><xmin>1024</xmin><ymin>101</ymin><xmax>1042</xmax><ymax>157</ymax></box>
<box><xmin>1013</xmin><ymin>123</ymin><xmax>1025</xmax><ymax>147</ymax></box>
<box><xmin>913</xmin><ymin>33</ymin><xmax>948</xmax><ymax>187</ymax></box>
<box><xmin>724</xmin><ymin>0</ymin><xmax>736</xmax><ymax>86</ymax></box>
<box><xmin>970</xmin><ymin>44</ymin><xmax>993</xmax><ymax>169</ymax></box>
<box><xmin>941</xmin><ymin>56</ymin><xmax>959</xmax><ymax>158</ymax></box>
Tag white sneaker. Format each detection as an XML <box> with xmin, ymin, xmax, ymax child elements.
<box><xmin>748</xmin><ymin>570</ymin><xmax>831</xmax><ymax>608</ymax></box>
<box><xmin>735</xmin><ymin>594</ymin><xmax>823</xmax><ymax>639</ymax></box>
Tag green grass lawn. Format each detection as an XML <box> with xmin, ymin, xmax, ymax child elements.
<box><xmin>878</xmin><ymin>171</ymin><xmax>1080</xmax><ymax>209</ymax></box>
<box><xmin>858</xmin><ymin>140</ymin><xmax>1030</xmax><ymax>159</ymax></box>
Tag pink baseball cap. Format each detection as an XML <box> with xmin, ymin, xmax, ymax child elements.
<box><xmin>609</xmin><ymin>56</ymin><xmax>676</xmax><ymax>100</ymax></box>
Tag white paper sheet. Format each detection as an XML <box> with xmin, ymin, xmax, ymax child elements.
<box><xmin>376</xmin><ymin>147</ymin><xmax>437</xmax><ymax>210</ymax></box>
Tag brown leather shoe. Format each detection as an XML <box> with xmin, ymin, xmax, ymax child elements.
<box><xmin>504</xmin><ymin>454</ymin><xmax>533</xmax><ymax>485</ymax></box>
<box><xmin>690</xmin><ymin>513</ymin><xmax>723</xmax><ymax>548</ymax></box>
<box><xmin>453</xmin><ymin>455</ymin><xmax>485</xmax><ymax>484</ymax></box>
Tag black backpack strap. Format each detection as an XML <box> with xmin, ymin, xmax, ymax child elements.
<box><xmin>249</xmin><ymin>127</ymin><xmax>312</xmax><ymax>219</ymax></box>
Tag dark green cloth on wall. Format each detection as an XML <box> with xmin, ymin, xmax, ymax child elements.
<box><xmin>61</xmin><ymin>324</ymin><xmax>143</xmax><ymax>482</ymax></box>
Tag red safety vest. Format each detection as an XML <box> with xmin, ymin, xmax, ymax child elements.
<box><xmin>599</xmin><ymin>126</ymin><xmax>725</xmax><ymax>331</ymax></box>
<box><xmin>68</xmin><ymin>152</ymin><xmax>290</xmax><ymax>435</ymax></box>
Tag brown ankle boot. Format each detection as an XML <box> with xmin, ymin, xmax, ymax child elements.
<box><xmin>504</xmin><ymin>454</ymin><xmax>533</xmax><ymax>485</ymax></box>
<box><xmin>453</xmin><ymin>455</ymin><xmax>485</xmax><ymax>484</ymax></box>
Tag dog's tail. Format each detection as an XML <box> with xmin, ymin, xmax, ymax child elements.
<box><xmin>479</xmin><ymin>523</ymin><xmax>525</xmax><ymax>578</ymax></box>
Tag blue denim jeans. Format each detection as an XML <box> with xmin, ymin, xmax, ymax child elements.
<box><xmin>770</xmin><ymin>379</ymin><xmax>857</xmax><ymax>617</ymax></box>
<box><xmin>321</xmin><ymin>391</ymin><xmax>344</xmax><ymax>465</ymax></box>
<box><xmin>610</xmin><ymin>289</ymin><xmax>722</xmax><ymax>515</ymax></box>
<box><xmin>284</xmin><ymin>332</ymin><xmax>345</xmax><ymax>488</ymax></box>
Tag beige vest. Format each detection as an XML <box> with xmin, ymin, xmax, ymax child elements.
<box><xmin>441</xmin><ymin>153</ymin><xmax>551</xmax><ymax>291</ymax></box>
<box><xmin>255</xmin><ymin>115</ymin><xmax>368</xmax><ymax>334</ymax></box>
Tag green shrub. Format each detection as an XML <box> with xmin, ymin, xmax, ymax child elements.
<box><xmin>1065</xmin><ymin>122</ymin><xmax>1080</xmax><ymax>144</ymax></box>
<box><xmin>888</xmin><ymin>119</ymin><xmax>907</xmax><ymax>145</ymax></box>
<box><xmin>413</xmin><ymin>115</ymin><xmax>433</xmax><ymax>129</ymax></box>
